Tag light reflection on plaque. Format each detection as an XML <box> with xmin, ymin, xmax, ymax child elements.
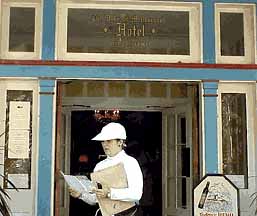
<box><xmin>67</xmin><ymin>9</ymin><xmax>189</xmax><ymax>55</ymax></box>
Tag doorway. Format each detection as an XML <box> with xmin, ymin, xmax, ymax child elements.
<box><xmin>69</xmin><ymin>110</ymin><xmax>162</xmax><ymax>216</ymax></box>
<box><xmin>55</xmin><ymin>80</ymin><xmax>200</xmax><ymax>216</ymax></box>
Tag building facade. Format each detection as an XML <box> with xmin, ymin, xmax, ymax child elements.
<box><xmin>0</xmin><ymin>0</ymin><xmax>256</xmax><ymax>215</ymax></box>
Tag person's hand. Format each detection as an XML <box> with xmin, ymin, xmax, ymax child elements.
<box><xmin>69</xmin><ymin>187</ymin><xmax>81</xmax><ymax>198</ymax></box>
<box><xmin>92</xmin><ymin>187</ymin><xmax>110</xmax><ymax>198</ymax></box>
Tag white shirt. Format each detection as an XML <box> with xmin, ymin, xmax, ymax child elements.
<box><xmin>80</xmin><ymin>150</ymin><xmax>143</xmax><ymax>204</ymax></box>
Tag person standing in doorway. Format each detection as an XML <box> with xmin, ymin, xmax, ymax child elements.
<box><xmin>69</xmin><ymin>122</ymin><xmax>143</xmax><ymax>216</ymax></box>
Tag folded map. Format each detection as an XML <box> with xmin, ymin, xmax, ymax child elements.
<box><xmin>60</xmin><ymin>171</ymin><xmax>93</xmax><ymax>194</ymax></box>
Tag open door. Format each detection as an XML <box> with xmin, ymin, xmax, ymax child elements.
<box><xmin>55</xmin><ymin>110</ymin><xmax>72</xmax><ymax>216</ymax></box>
<box><xmin>162</xmin><ymin>104</ymin><xmax>192</xmax><ymax>216</ymax></box>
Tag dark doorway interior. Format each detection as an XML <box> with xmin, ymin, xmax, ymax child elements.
<box><xmin>69</xmin><ymin>110</ymin><xmax>162</xmax><ymax>216</ymax></box>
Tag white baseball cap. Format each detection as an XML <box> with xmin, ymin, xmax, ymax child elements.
<box><xmin>92</xmin><ymin>122</ymin><xmax>127</xmax><ymax>141</ymax></box>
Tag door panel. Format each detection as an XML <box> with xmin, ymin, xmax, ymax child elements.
<box><xmin>163</xmin><ymin>105</ymin><xmax>192</xmax><ymax>216</ymax></box>
<box><xmin>58</xmin><ymin>112</ymin><xmax>71</xmax><ymax>216</ymax></box>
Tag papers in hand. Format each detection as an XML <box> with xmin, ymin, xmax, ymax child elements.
<box><xmin>60</xmin><ymin>171</ymin><xmax>93</xmax><ymax>194</ymax></box>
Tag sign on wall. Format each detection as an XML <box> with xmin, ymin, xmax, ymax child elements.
<box><xmin>8</xmin><ymin>101</ymin><xmax>30</xmax><ymax>158</ymax></box>
<box><xmin>4</xmin><ymin>90</ymin><xmax>33</xmax><ymax>189</ymax></box>
<box><xmin>67</xmin><ymin>8</ymin><xmax>190</xmax><ymax>55</ymax></box>
<box><xmin>193</xmin><ymin>174</ymin><xmax>239</xmax><ymax>216</ymax></box>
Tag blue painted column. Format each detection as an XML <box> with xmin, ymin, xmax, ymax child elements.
<box><xmin>42</xmin><ymin>0</ymin><xmax>56</xmax><ymax>60</ymax></box>
<box><xmin>203</xmin><ymin>81</ymin><xmax>218</xmax><ymax>173</ymax></box>
<box><xmin>37</xmin><ymin>80</ymin><xmax>56</xmax><ymax>216</ymax></box>
<box><xmin>203</xmin><ymin>1</ymin><xmax>215</xmax><ymax>64</ymax></box>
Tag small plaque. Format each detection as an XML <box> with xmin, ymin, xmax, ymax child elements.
<box><xmin>193</xmin><ymin>174</ymin><xmax>239</xmax><ymax>216</ymax></box>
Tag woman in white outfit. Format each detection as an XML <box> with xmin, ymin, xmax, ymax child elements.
<box><xmin>69</xmin><ymin>122</ymin><xmax>143</xmax><ymax>216</ymax></box>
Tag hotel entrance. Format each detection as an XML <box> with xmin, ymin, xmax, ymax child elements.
<box><xmin>54</xmin><ymin>80</ymin><xmax>200</xmax><ymax>216</ymax></box>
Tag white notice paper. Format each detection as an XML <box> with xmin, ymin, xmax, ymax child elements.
<box><xmin>8</xmin><ymin>101</ymin><xmax>31</xmax><ymax>159</ymax></box>
<box><xmin>8</xmin><ymin>173</ymin><xmax>29</xmax><ymax>189</ymax></box>
<box><xmin>9</xmin><ymin>101</ymin><xmax>30</xmax><ymax>130</ymax></box>
<box><xmin>8</xmin><ymin>130</ymin><xmax>30</xmax><ymax>158</ymax></box>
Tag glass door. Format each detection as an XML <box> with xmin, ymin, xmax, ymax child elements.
<box><xmin>162</xmin><ymin>104</ymin><xmax>192</xmax><ymax>216</ymax></box>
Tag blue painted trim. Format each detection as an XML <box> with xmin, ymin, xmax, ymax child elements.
<box><xmin>37</xmin><ymin>80</ymin><xmax>55</xmax><ymax>216</ymax></box>
<box><xmin>0</xmin><ymin>65</ymin><xmax>256</xmax><ymax>80</ymax></box>
<box><xmin>203</xmin><ymin>82</ymin><xmax>218</xmax><ymax>174</ymax></box>
<box><xmin>41</xmin><ymin>0</ymin><xmax>56</xmax><ymax>60</ymax></box>
<box><xmin>203</xmin><ymin>1</ymin><xmax>215</xmax><ymax>64</ymax></box>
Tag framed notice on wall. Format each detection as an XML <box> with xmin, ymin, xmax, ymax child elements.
<box><xmin>193</xmin><ymin>174</ymin><xmax>239</xmax><ymax>216</ymax></box>
<box><xmin>4</xmin><ymin>90</ymin><xmax>33</xmax><ymax>189</ymax></box>
<box><xmin>8</xmin><ymin>101</ymin><xmax>30</xmax><ymax>159</ymax></box>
